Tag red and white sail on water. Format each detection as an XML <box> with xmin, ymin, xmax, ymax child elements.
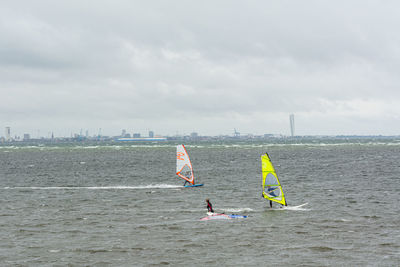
<box><xmin>176</xmin><ymin>144</ymin><xmax>195</xmax><ymax>184</ymax></box>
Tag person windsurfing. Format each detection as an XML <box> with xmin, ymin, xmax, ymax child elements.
<box><xmin>267</xmin><ymin>186</ymin><xmax>277</xmax><ymax>208</ymax></box>
<box><xmin>205</xmin><ymin>198</ymin><xmax>214</xmax><ymax>213</ymax></box>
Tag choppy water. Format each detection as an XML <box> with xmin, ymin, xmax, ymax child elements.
<box><xmin>0</xmin><ymin>142</ymin><xmax>399</xmax><ymax>266</ymax></box>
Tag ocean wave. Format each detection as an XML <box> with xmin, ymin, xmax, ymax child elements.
<box><xmin>2</xmin><ymin>184</ymin><xmax>183</xmax><ymax>190</ymax></box>
<box><xmin>1</xmin><ymin>141</ymin><xmax>400</xmax><ymax>151</ymax></box>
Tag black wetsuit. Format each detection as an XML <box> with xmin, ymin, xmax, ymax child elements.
<box><xmin>206</xmin><ymin>201</ymin><xmax>214</xmax><ymax>213</ymax></box>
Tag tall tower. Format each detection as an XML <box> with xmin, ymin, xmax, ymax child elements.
<box><xmin>289</xmin><ymin>114</ymin><xmax>295</xmax><ymax>137</ymax></box>
<box><xmin>233</xmin><ymin>128</ymin><xmax>240</xmax><ymax>138</ymax></box>
<box><xmin>5</xmin><ymin>127</ymin><xmax>11</xmax><ymax>141</ymax></box>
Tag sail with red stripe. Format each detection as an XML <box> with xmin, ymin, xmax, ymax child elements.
<box><xmin>176</xmin><ymin>144</ymin><xmax>195</xmax><ymax>184</ymax></box>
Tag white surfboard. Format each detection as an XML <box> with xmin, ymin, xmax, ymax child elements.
<box><xmin>272</xmin><ymin>203</ymin><xmax>309</xmax><ymax>211</ymax></box>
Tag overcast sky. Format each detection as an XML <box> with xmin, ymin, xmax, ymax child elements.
<box><xmin>1</xmin><ymin>0</ymin><xmax>400</xmax><ymax>137</ymax></box>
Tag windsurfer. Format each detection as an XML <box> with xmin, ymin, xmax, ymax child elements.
<box><xmin>206</xmin><ymin>198</ymin><xmax>214</xmax><ymax>213</ymax></box>
<box><xmin>267</xmin><ymin>186</ymin><xmax>277</xmax><ymax>208</ymax></box>
<box><xmin>267</xmin><ymin>186</ymin><xmax>278</xmax><ymax>197</ymax></box>
<box><xmin>261</xmin><ymin>153</ymin><xmax>287</xmax><ymax>208</ymax></box>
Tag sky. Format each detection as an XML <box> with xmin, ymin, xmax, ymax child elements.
<box><xmin>1</xmin><ymin>0</ymin><xmax>400</xmax><ymax>137</ymax></box>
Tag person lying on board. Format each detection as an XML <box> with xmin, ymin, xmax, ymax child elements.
<box><xmin>206</xmin><ymin>198</ymin><xmax>214</xmax><ymax>213</ymax></box>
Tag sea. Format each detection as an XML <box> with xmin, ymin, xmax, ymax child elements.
<box><xmin>0</xmin><ymin>139</ymin><xmax>399</xmax><ymax>266</ymax></box>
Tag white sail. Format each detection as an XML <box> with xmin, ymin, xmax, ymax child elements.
<box><xmin>176</xmin><ymin>144</ymin><xmax>195</xmax><ymax>184</ymax></box>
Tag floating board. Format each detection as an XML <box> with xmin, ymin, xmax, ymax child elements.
<box><xmin>280</xmin><ymin>203</ymin><xmax>309</xmax><ymax>210</ymax></box>
<box><xmin>289</xmin><ymin>203</ymin><xmax>308</xmax><ymax>208</ymax></box>
<box><xmin>200</xmin><ymin>213</ymin><xmax>248</xmax><ymax>221</ymax></box>
<box><xmin>184</xmin><ymin>184</ymin><xmax>204</xmax><ymax>188</ymax></box>
<box><xmin>228</xmin><ymin>214</ymin><xmax>248</xmax><ymax>219</ymax></box>
<box><xmin>269</xmin><ymin>203</ymin><xmax>309</xmax><ymax>211</ymax></box>
<box><xmin>176</xmin><ymin>144</ymin><xmax>203</xmax><ymax>187</ymax></box>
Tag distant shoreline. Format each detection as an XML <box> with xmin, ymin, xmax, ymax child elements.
<box><xmin>1</xmin><ymin>135</ymin><xmax>400</xmax><ymax>147</ymax></box>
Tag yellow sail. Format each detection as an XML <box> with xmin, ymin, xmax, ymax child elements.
<box><xmin>261</xmin><ymin>153</ymin><xmax>287</xmax><ymax>206</ymax></box>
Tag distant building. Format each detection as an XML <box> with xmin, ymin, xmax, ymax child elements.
<box><xmin>5</xmin><ymin>127</ymin><xmax>11</xmax><ymax>141</ymax></box>
<box><xmin>290</xmin><ymin>114</ymin><xmax>295</xmax><ymax>137</ymax></box>
<box><xmin>190</xmin><ymin>132</ymin><xmax>199</xmax><ymax>140</ymax></box>
<box><xmin>149</xmin><ymin>131</ymin><xmax>154</xmax><ymax>138</ymax></box>
<box><xmin>116</xmin><ymin>137</ymin><xmax>167</xmax><ymax>142</ymax></box>
<box><xmin>133</xmin><ymin>133</ymin><xmax>141</xmax><ymax>138</ymax></box>
<box><xmin>23</xmin><ymin>134</ymin><xmax>30</xmax><ymax>141</ymax></box>
<box><xmin>121</xmin><ymin>129</ymin><xmax>130</xmax><ymax>138</ymax></box>
<box><xmin>234</xmin><ymin>128</ymin><xmax>240</xmax><ymax>138</ymax></box>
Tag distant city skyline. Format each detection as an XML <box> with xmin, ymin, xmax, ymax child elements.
<box><xmin>1</xmin><ymin>2</ymin><xmax>400</xmax><ymax>136</ymax></box>
<box><xmin>1</xmin><ymin>125</ymin><xmax>283</xmax><ymax>139</ymax></box>
<box><xmin>2</xmin><ymin>124</ymin><xmax>399</xmax><ymax>142</ymax></box>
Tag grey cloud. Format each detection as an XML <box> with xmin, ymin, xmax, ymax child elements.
<box><xmin>1</xmin><ymin>1</ymin><xmax>400</xmax><ymax>136</ymax></box>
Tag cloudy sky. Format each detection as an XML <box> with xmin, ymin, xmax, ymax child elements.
<box><xmin>1</xmin><ymin>0</ymin><xmax>400</xmax><ymax>137</ymax></box>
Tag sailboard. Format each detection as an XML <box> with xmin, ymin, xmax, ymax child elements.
<box><xmin>176</xmin><ymin>144</ymin><xmax>203</xmax><ymax>187</ymax></box>
<box><xmin>200</xmin><ymin>213</ymin><xmax>248</xmax><ymax>221</ymax></box>
<box><xmin>261</xmin><ymin>153</ymin><xmax>287</xmax><ymax>206</ymax></box>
